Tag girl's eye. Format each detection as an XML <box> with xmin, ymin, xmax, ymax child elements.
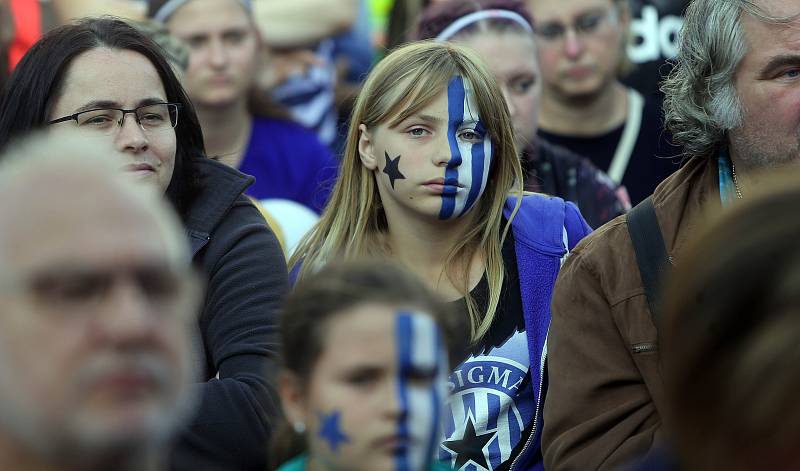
<box><xmin>459</xmin><ymin>129</ymin><xmax>483</xmax><ymax>142</ymax></box>
<box><xmin>408</xmin><ymin>127</ymin><xmax>428</xmax><ymax>137</ymax></box>
<box><xmin>343</xmin><ymin>368</ymin><xmax>382</xmax><ymax>387</ymax></box>
<box><xmin>510</xmin><ymin>78</ymin><xmax>535</xmax><ymax>94</ymax></box>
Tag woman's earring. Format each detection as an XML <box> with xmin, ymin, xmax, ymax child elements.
<box><xmin>293</xmin><ymin>421</ymin><xmax>306</xmax><ymax>434</ymax></box>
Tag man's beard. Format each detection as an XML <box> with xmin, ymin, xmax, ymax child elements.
<box><xmin>0</xmin><ymin>350</ymin><xmax>199</xmax><ymax>468</ymax></box>
<box><xmin>728</xmin><ymin>127</ymin><xmax>800</xmax><ymax>172</ymax></box>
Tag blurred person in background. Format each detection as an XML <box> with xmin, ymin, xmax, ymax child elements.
<box><xmin>4</xmin><ymin>0</ymin><xmax>40</xmax><ymax>71</ymax></box>
<box><xmin>0</xmin><ymin>18</ymin><xmax>289</xmax><ymax>471</ymax></box>
<box><xmin>252</xmin><ymin>0</ymin><xmax>359</xmax><ymax>150</ymax></box>
<box><xmin>0</xmin><ymin>0</ymin><xmax>12</xmax><ymax>92</ymax></box>
<box><xmin>133</xmin><ymin>18</ymin><xmax>293</xmax><ymax>253</ymax></box>
<box><xmin>543</xmin><ymin>1</ymin><xmax>800</xmax><ymax>469</ymax></box>
<box><xmin>657</xmin><ymin>170</ymin><xmax>800</xmax><ymax>471</ymax></box>
<box><xmin>0</xmin><ymin>133</ymin><xmax>200</xmax><ymax>471</ymax></box>
<box><xmin>272</xmin><ymin>260</ymin><xmax>464</xmax><ymax>471</ymax></box>
<box><xmin>151</xmin><ymin>0</ymin><xmax>338</xmax><ymax>215</ymax></box>
<box><xmin>415</xmin><ymin>0</ymin><xmax>628</xmax><ymax>228</ymax></box>
<box><xmin>528</xmin><ymin>0</ymin><xmax>680</xmax><ymax>205</ymax></box>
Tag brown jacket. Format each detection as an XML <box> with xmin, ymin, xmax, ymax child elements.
<box><xmin>542</xmin><ymin>156</ymin><xmax>722</xmax><ymax>470</ymax></box>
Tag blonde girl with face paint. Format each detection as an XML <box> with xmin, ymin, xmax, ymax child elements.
<box><xmin>290</xmin><ymin>41</ymin><xmax>592</xmax><ymax>470</ymax></box>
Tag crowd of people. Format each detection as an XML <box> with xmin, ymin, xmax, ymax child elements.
<box><xmin>0</xmin><ymin>0</ymin><xmax>798</xmax><ymax>470</ymax></box>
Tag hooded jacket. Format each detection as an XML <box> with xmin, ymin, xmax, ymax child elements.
<box><xmin>498</xmin><ymin>193</ymin><xmax>591</xmax><ymax>470</ymax></box>
<box><xmin>171</xmin><ymin>158</ymin><xmax>289</xmax><ymax>471</ymax></box>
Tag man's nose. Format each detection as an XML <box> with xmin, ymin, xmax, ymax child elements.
<box><xmin>91</xmin><ymin>278</ymin><xmax>159</xmax><ymax>348</ymax></box>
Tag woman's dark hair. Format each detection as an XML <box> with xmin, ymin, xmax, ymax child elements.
<box><xmin>662</xmin><ymin>170</ymin><xmax>800</xmax><ymax>470</ymax></box>
<box><xmin>0</xmin><ymin>17</ymin><xmax>205</xmax><ymax>215</ymax></box>
<box><xmin>270</xmin><ymin>259</ymin><xmax>466</xmax><ymax>469</ymax></box>
<box><xmin>414</xmin><ymin>0</ymin><xmax>534</xmax><ymax>41</ymax></box>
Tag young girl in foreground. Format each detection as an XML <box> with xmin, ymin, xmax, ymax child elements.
<box><xmin>275</xmin><ymin>260</ymin><xmax>463</xmax><ymax>471</ymax></box>
<box><xmin>289</xmin><ymin>41</ymin><xmax>591</xmax><ymax>470</ymax></box>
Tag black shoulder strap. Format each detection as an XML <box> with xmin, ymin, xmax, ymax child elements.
<box><xmin>626</xmin><ymin>196</ymin><xmax>670</xmax><ymax>322</ymax></box>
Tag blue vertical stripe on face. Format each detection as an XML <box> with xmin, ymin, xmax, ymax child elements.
<box><xmin>462</xmin><ymin>120</ymin><xmax>489</xmax><ymax>214</ymax></box>
<box><xmin>424</xmin><ymin>325</ymin><xmax>444</xmax><ymax>471</ymax></box>
<box><xmin>395</xmin><ymin>313</ymin><xmax>413</xmax><ymax>471</ymax></box>
<box><xmin>439</xmin><ymin>76</ymin><xmax>466</xmax><ymax>220</ymax></box>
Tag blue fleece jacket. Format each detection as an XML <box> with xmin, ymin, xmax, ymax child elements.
<box><xmin>503</xmin><ymin>193</ymin><xmax>592</xmax><ymax>470</ymax></box>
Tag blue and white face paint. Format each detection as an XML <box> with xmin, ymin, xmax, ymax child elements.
<box><xmin>439</xmin><ymin>76</ymin><xmax>494</xmax><ymax>220</ymax></box>
<box><xmin>394</xmin><ymin>311</ymin><xmax>450</xmax><ymax>471</ymax></box>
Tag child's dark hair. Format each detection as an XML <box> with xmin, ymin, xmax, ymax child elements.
<box><xmin>270</xmin><ymin>259</ymin><xmax>466</xmax><ymax>469</ymax></box>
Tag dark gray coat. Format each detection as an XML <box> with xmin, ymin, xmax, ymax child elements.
<box><xmin>172</xmin><ymin>158</ymin><xmax>288</xmax><ymax>471</ymax></box>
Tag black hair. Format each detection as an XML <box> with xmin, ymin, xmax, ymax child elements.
<box><xmin>0</xmin><ymin>17</ymin><xmax>206</xmax><ymax>216</ymax></box>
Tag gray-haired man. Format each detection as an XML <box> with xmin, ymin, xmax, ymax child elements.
<box><xmin>0</xmin><ymin>134</ymin><xmax>200</xmax><ymax>471</ymax></box>
<box><xmin>542</xmin><ymin>0</ymin><xmax>800</xmax><ymax>469</ymax></box>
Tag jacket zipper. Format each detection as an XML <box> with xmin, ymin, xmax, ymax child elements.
<box><xmin>631</xmin><ymin>342</ymin><xmax>657</xmax><ymax>354</ymax></box>
<box><xmin>509</xmin><ymin>353</ymin><xmax>546</xmax><ymax>471</ymax></box>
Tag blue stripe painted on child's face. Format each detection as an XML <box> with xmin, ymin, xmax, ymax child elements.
<box><xmin>440</xmin><ymin>77</ymin><xmax>465</xmax><ymax>220</ymax></box>
<box><xmin>394</xmin><ymin>311</ymin><xmax>449</xmax><ymax>471</ymax></box>
<box><xmin>438</xmin><ymin>76</ymin><xmax>493</xmax><ymax>221</ymax></box>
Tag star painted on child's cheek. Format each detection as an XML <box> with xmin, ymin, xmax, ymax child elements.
<box><xmin>318</xmin><ymin>410</ymin><xmax>349</xmax><ymax>452</ymax></box>
<box><xmin>383</xmin><ymin>151</ymin><xmax>406</xmax><ymax>189</ymax></box>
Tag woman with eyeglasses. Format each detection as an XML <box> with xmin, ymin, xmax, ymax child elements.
<box><xmin>0</xmin><ymin>17</ymin><xmax>288</xmax><ymax>471</ymax></box>
<box><xmin>528</xmin><ymin>0</ymin><xmax>681</xmax><ymax>206</ymax></box>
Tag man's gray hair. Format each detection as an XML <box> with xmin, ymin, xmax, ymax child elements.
<box><xmin>662</xmin><ymin>0</ymin><xmax>798</xmax><ymax>159</ymax></box>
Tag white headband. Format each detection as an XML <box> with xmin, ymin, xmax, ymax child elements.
<box><xmin>435</xmin><ymin>9</ymin><xmax>533</xmax><ymax>41</ymax></box>
<box><xmin>153</xmin><ymin>0</ymin><xmax>252</xmax><ymax>23</ymax></box>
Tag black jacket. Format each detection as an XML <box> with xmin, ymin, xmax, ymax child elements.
<box><xmin>171</xmin><ymin>158</ymin><xmax>289</xmax><ymax>471</ymax></box>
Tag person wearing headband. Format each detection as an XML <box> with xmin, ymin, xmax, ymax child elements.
<box><xmin>416</xmin><ymin>0</ymin><xmax>627</xmax><ymax>229</ymax></box>
<box><xmin>150</xmin><ymin>0</ymin><xmax>338</xmax><ymax>215</ymax></box>
<box><xmin>528</xmin><ymin>0</ymin><xmax>681</xmax><ymax>206</ymax></box>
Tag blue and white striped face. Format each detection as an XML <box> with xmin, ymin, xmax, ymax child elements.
<box><xmin>439</xmin><ymin>76</ymin><xmax>493</xmax><ymax>220</ymax></box>
<box><xmin>393</xmin><ymin>311</ymin><xmax>450</xmax><ymax>471</ymax></box>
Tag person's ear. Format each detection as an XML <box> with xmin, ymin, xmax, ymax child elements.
<box><xmin>358</xmin><ymin>124</ymin><xmax>378</xmax><ymax>170</ymax></box>
<box><xmin>278</xmin><ymin>371</ymin><xmax>309</xmax><ymax>429</ymax></box>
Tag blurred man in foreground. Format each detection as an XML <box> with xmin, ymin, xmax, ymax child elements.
<box><xmin>0</xmin><ymin>133</ymin><xmax>201</xmax><ymax>471</ymax></box>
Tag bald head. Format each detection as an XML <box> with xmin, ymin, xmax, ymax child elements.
<box><xmin>0</xmin><ymin>131</ymin><xmax>198</xmax><ymax>468</ymax></box>
<box><xmin>0</xmin><ymin>131</ymin><xmax>188</xmax><ymax>272</ymax></box>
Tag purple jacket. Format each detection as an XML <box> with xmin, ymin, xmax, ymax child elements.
<box><xmin>504</xmin><ymin>193</ymin><xmax>591</xmax><ymax>470</ymax></box>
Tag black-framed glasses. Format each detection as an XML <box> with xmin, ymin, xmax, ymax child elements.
<box><xmin>534</xmin><ymin>9</ymin><xmax>619</xmax><ymax>43</ymax></box>
<box><xmin>48</xmin><ymin>103</ymin><xmax>182</xmax><ymax>135</ymax></box>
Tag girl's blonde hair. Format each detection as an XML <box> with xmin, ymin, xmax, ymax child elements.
<box><xmin>290</xmin><ymin>40</ymin><xmax>523</xmax><ymax>342</ymax></box>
